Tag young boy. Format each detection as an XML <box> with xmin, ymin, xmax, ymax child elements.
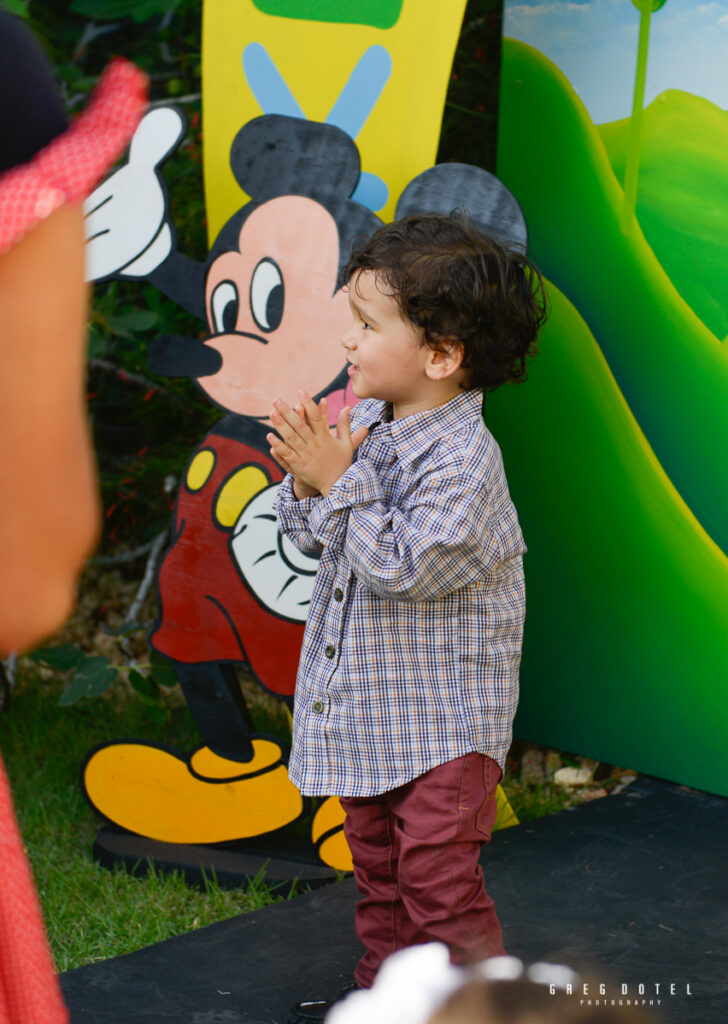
<box><xmin>269</xmin><ymin>213</ymin><xmax>546</xmax><ymax>1024</ymax></box>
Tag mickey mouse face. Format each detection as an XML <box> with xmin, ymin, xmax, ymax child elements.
<box><xmin>201</xmin><ymin>195</ymin><xmax>352</xmax><ymax>420</ymax></box>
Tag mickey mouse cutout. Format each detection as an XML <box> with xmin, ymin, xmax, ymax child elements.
<box><xmin>82</xmin><ymin>108</ymin><xmax>527</xmax><ymax>871</ymax></box>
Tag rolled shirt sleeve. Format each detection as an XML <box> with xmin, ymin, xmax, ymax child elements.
<box><xmin>274</xmin><ymin>473</ymin><xmax>323</xmax><ymax>557</ymax></box>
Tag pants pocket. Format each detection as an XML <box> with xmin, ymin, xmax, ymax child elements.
<box><xmin>475</xmin><ymin>756</ymin><xmax>502</xmax><ymax>838</ymax></box>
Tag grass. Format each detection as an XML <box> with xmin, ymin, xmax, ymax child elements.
<box><xmin>0</xmin><ymin>647</ymin><xmax>629</xmax><ymax>973</ymax></box>
<box><xmin>0</xmin><ymin>671</ymin><xmax>291</xmax><ymax>972</ymax></box>
<box><xmin>503</xmin><ymin>778</ymin><xmax>571</xmax><ymax>824</ymax></box>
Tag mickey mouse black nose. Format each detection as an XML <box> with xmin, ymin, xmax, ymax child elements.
<box><xmin>148</xmin><ymin>334</ymin><xmax>223</xmax><ymax>379</ymax></box>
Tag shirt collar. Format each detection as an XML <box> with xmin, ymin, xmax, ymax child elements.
<box><xmin>359</xmin><ymin>390</ymin><xmax>485</xmax><ymax>465</ymax></box>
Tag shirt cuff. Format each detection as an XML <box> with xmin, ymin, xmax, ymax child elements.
<box><xmin>308</xmin><ymin>458</ymin><xmax>382</xmax><ymax>550</ymax></box>
<box><xmin>274</xmin><ymin>473</ymin><xmax>321</xmax><ymax>534</ymax></box>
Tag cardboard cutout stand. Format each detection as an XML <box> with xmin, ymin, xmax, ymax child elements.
<box><xmin>492</xmin><ymin>0</ymin><xmax>728</xmax><ymax>797</ymax></box>
<box><xmin>83</xmin><ymin>1</ymin><xmax>523</xmax><ymax>884</ymax></box>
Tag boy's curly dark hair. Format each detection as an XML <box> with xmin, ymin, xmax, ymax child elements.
<box><xmin>342</xmin><ymin>212</ymin><xmax>547</xmax><ymax>392</ymax></box>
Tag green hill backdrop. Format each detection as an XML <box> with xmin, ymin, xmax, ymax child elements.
<box><xmin>598</xmin><ymin>90</ymin><xmax>728</xmax><ymax>344</ymax></box>
<box><xmin>496</xmin><ymin>38</ymin><xmax>728</xmax><ymax>557</ymax></box>
<box><xmin>491</xmin><ymin>38</ymin><xmax>728</xmax><ymax>796</ymax></box>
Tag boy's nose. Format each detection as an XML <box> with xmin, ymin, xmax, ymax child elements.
<box><xmin>341</xmin><ymin>325</ymin><xmax>357</xmax><ymax>351</ymax></box>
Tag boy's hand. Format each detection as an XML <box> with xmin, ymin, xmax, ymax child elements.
<box><xmin>268</xmin><ymin>403</ymin><xmax>320</xmax><ymax>499</ymax></box>
<box><xmin>267</xmin><ymin>391</ymin><xmax>368</xmax><ymax>497</ymax></box>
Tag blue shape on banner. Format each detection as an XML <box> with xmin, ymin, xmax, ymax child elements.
<box><xmin>243</xmin><ymin>43</ymin><xmax>306</xmax><ymax>119</ymax></box>
<box><xmin>324</xmin><ymin>44</ymin><xmax>392</xmax><ymax>138</ymax></box>
<box><xmin>351</xmin><ymin>171</ymin><xmax>389</xmax><ymax>210</ymax></box>
<box><xmin>241</xmin><ymin>42</ymin><xmax>391</xmax><ymax>211</ymax></box>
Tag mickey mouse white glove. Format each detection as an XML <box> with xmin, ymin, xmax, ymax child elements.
<box><xmin>84</xmin><ymin>106</ymin><xmax>184</xmax><ymax>282</ymax></box>
<box><xmin>231</xmin><ymin>483</ymin><xmax>319</xmax><ymax>623</ymax></box>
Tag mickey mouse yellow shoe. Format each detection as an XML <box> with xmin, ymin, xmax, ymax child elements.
<box><xmin>82</xmin><ymin>740</ymin><xmax>304</xmax><ymax>844</ymax></box>
<box><xmin>308</xmin><ymin>786</ymin><xmax>518</xmax><ymax>873</ymax></box>
<box><xmin>311</xmin><ymin>795</ymin><xmax>352</xmax><ymax>872</ymax></box>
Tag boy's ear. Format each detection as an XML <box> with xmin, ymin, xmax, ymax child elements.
<box><xmin>425</xmin><ymin>338</ymin><xmax>465</xmax><ymax>381</ymax></box>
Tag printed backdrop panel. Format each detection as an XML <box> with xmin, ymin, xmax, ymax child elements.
<box><xmin>494</xmin><ymin>0</ymin><xmax>728</xmax><ymax>796</ymax></box>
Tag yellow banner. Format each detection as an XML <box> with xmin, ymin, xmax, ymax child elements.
<box><xmin>202</xmin><ymin>0</ymin><xmax>467</xmax><ymax>241</ymax></box>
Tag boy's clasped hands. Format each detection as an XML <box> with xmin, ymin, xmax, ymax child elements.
<box><xmin>267</xmin><ymin>391</ymin><xmax>368</xmax><ymax>500</ymax></box>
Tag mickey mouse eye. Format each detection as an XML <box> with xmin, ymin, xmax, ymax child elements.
<box><xmin>211</xmin><ymin>280</ymin><xmax>239</xmax><ymax>334</ymax></box>
<box><xmin>250</xmin><ymin>258</ymin><xmax>284</xmax><ymax>333</ymax></box>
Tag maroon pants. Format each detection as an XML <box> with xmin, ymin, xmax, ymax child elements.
<box><xmin>340</xmin><ymin>752</ymin><xmax>504</xmax><ymax>988</ymax></box>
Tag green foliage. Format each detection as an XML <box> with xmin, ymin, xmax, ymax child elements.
<box><xmin>437</xmin><ymin>0</ymin><xmax>503</xmax><ymax>174</ymax></box>
<box><xmin>29</xmin><ymin>643</ymin><xmax>85</xmax><ymax>672</ymax></box>
<box><xmin>70</xmin><ymin>0</ymin><xmax>184</xmax><ymax>22</ymax></box>
<box><xmin>148</xmin><ymin>650</ymin><xmax>180</xmax><ymax>688</ymax></box>
<box><xmin>57</xmin><ymin>656</ymin><xmax>119</xmax><ymax>704</ymax></box>
<box><xmin>29</xmin><ymin>0</ymin><xmax>202</xmax><ymax>104</ymax></box>
<box><xmin>128</xmin><ymin>668</ymin><xmax>167</xmax><ymax>724</ymax></box>
<box><xmin>88</xmin><ymin>283</ymin><xmax>150</xmax><ymax>358</ymax></box>
<box><xmin>501</xmin><ymin>778</ymin><xmax>571</xmax><ymax>823</ymax></box>
<box><xmin>30</xmin><ymin>640</ymin><xmax>180</xmax><ymax>716</ymax></box>
<box><xmin>89</xmin><ymin>306</ymin><xmax>158</xmax><ymax>356</ymax></box>
<box><xmin>1</xmin><ymin>0</ymin><xmax>29</xmax><ymax>16</ymax></box>
<box><xmin>128</xmin><ymin>666</ymin><xmax>158</xmax><ymax>698</ymax></box>
<box><xmin>27</xmin><ymin>0</ymin><xmax>209</xmax><ymax>552</ymax></box>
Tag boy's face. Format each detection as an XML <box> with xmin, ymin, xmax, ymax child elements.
<box><xmin>341</xmin><ymin>270</ymin><xmax>439</xmax><ymax>418</ymax></box>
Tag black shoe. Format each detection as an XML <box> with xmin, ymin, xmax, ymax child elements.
<box><xmin>287</xmin><ymin>982</ymin><xmax>359</xmax><ymax>1024</ymax></box>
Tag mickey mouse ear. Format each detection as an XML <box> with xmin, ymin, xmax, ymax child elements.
<box><xmin>230</xmin><ymin>114</ymin><xmax>361</xmax><ymax>203</ymax></box>
<box><xmin>394</xmin><ymin>164</ymin><xmax>528</xmax><ymax>253</ymax></box>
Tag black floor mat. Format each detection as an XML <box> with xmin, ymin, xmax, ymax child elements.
<box><xmin>61</xmin><ymin>776</ymin><xmax>727</xmax><ymax>1024</ymax></box>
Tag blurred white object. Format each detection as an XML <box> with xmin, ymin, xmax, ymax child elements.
<box><xmin>326</xmin><ymin>944</ymin><xmax>463</xmax><ymax>1024</ymax></box>
<box><xmin>554</xmin><ymin>766</ymin><xmax>594</xmax><ymax>788</ymax></box>
<box><xmin>324</xmin><ymin>945</ymin><xmax>583</xmax><ymax>1023</ymax></box>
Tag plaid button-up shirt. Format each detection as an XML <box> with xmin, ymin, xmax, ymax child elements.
<box><xmin>275</xmin><ymin>388</ymin><xmax>526</xmax><ymax>797</ymax></box>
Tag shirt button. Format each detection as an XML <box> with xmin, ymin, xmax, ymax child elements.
<box><xmin>324</xmin><ymin>644</ymin><xmax>336</xmax><ymax>658</ymax></box>
<box><xmin>334</xmin><ymin>588</ymin><xmax>343</xmax><ymax>602</ymax></box>
<box><xmin>312</xmin><ymin>699</ymin><xmax>324</xmax><ymax>714</ymax></box>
